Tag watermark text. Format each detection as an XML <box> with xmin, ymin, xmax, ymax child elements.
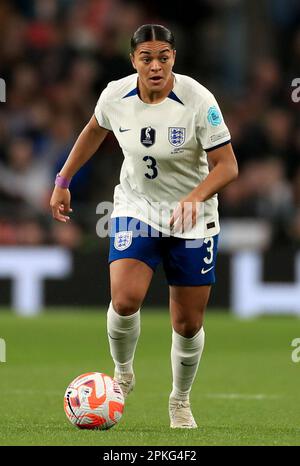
<box><xmin>0</xmin><ymin>78</ymin><xmax>6</xmax><ymax>102</ymax></box>
<box><xmin>291</xmin><ymin>78</ymin><xmax>300</xmax><ymax>103</ymax></box>
<box><xmin>0</xmin><ymin>338</ymin><xmax>6</xmax><ymax>362</ymax></box>
<box><xmin>291</xmin><ymin>338</ymin><xmax>300</xmax><ymax>363</ymax></box>
<box><xmin>95</xmin><ymin>200</ymin><xmax>207</xmax><ymax>244</ymax></box>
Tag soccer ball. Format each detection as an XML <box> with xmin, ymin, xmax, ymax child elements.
<box><xmin>64</xmin><ymin>372</ymin><xmax>124</xmax><ymax>430</ymax></box>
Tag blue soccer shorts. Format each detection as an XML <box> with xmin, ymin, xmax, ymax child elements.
<box><xmin>108</xmin><ymin>217</ymin><xmax>219</xmax><ymax>286</ymax></box>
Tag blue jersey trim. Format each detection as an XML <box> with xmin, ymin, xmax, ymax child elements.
<box><xmin>122</xmin><ymin>87</ymin><xmax>184</xmax><ymax>105</ymax></box>
<box><xmin>168</xmin><ymin>91</ymin><xmax>184</xmax><ymax>105</ymax></box>
<box><xmin>122</xmin><ymin>88</ymin><xmax>138</xmax><ymax>98</ymax></box>
<box><xmin>204</xmin><ymin>139</ymin><xmax>231</xmax><ymax>152</ymax></box>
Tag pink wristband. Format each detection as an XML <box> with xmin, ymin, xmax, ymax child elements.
<box><xmin>55</xmin><ymin>173</ymin><xmax>70</xmax><ymax>189</ymax></box>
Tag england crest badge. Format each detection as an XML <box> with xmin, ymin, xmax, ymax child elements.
<box><xmin>168</xmin><ymin>127</ymin><xmax>186</xmax><ymax>147</ymax></box>
<box><xmin>114</xmin><ymin>231</ymin><xmax>133</xmax><ymax>251</ymax></box>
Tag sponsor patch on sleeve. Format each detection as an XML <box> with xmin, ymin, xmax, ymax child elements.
<box><xmin>207</xmin><ymin>106</ymin><xmax>222</xmax><ymax>126</ymax></box>
<box><xmin>210</xmin><ymin>130</ymin><xmax>230</xmax><ymax>143</ymax></box>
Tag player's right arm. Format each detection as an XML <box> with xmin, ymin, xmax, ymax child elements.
<box><xmin>50</xmin><ymin>115</ymin><xmax>109</xmax><ymax>222</ymax></box>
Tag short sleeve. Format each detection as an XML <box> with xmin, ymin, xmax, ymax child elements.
<box><xmin>197</xmin><ymin>94</ymin><xmax>231</xmax><ymax>152</ymax></box>
<box><xmin>94</xmin><ymin>87</ymin><xmax>112</xmax><ymax>131</ymax></box>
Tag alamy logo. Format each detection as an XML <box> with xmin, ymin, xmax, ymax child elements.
<box><xmin>0</xmin><ymin>79</ymin><xmax>6</xmax><ymax>102</ymax></box>
<box><xmin>0</xmin><ymin>338</ymin><xmax>6</xmax><ymax>362</ymax></box>
<box><xmin>291</xmin><ymin>78</ymin><xmax>300</xmax><ymax>103</ymax></box>
<box><xmin>291</xmin><ymin>338</ymin><xmax>300</xmax><ymax>363</ymax></box>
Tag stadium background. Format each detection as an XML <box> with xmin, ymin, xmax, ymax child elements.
<box><xmin>0</xmin><ymin>0</ymin><xmax>300</xmax><ymax>314</ymax></box>
<box><xmin>0</xmin><ymin>0</ymin><xmax>300</xmax><ymax>447</ymax></box>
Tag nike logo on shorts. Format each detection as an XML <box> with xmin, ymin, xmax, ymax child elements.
<box><xmin>181</xmin><ymin>362</ymin><xmax>197</xmax><ymax>367</ymax></box>
<box><xmin>119</xmin><ymin>127</ymin><xmax>131</xmax><ymax>132</ymax></box>
<box><xmin>201</xmin><ymin>266</ymin><xmax>214</xmax><ymax>274</ymax></box>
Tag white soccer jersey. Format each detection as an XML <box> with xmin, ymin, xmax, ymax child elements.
<box><xmin>94</xmin><ymin>73</ymin><xmax>231</xmax><ymax>239</ymax></box>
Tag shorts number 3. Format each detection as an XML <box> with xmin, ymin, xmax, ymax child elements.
<box><xmin>203</xmin><ymin>237</ymin><xmax>214</xmax><ymax>264</ymax></box>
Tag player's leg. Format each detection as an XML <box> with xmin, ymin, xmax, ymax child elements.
<box><xmin>163</xmin><ymin>235</ymin><xmax>218</xmax><ymax>427</ymax></box>
<box><xmin>107</xmin><ymin>217</ymin><xmax>162</xmax><ymax>397</ymax></box>
<box><xmin>108</xmin><ymin>258</ymin><xmax>153</xmax><ymax>397</ymax></box>
<box><xmin>168</xmin><ymin>285</ymin><xmax>210</xmax><ymax>428</ymax></box>
<box><xmin>110</xmin><ymin>257</ymin><xmax>153</xmax><ymax>316</ymax></box>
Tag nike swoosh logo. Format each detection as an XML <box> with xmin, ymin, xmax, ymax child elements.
<box><xmin>119</xmin><ymin>127</ymin><xmax>131</xmax><ymax>132</ymax></box>
<box><xmin>181</xmin><ymin>362</ymin><xmax>198</xmax><ymax>367</ymax></box>
<box><xmin>201</xmin><ymin>266</ymin><xmax>214</xmax><ymax>274</ymax></box>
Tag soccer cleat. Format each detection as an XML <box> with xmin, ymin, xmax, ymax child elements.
<box><xmin>169</xmin><ymin>397</ymin><xmax>198</xmax><ymax>429</ymax></box>
<box><xmin>114</xmin><ymin>370</ymin><xmax>135</xmax><ymax>398</ymax></box>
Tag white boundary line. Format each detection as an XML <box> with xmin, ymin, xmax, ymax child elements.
<box><xmin>204</xmin><ymin>393</ymin><xmax>281</xmax><ymax>400</ymax></box>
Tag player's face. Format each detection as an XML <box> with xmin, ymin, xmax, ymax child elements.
<box><xmin>130</xmin><ymin>41</ymin><xmax>176</xmax><ymax>94</ymax></box>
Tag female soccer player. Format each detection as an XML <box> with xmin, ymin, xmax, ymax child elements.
<box><xmin>50</xmin><ymin>24</ymin><xmax>238</xmax><ymax>429</ymax></box>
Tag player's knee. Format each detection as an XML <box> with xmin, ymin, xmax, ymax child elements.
<box><xmin>112</xmin><ymin>296</ymin><xmax>141</xmax><ymax>316</ymax></box>
<box><xmin>174</xmin><ymin>321</ymin><xmax>203</xmax><ymax>338</ymax></box>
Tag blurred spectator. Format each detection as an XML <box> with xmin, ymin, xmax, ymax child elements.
<box><xmin>0</xmin><ymin>137</ymin><xmax>52</xmax><ymax>211</ymax></box>
<box><xmin>16</xmin><ymin>219</ymin><xmax>46</xmax><ymax>245</ymax></box>
<box><xmin>50</xmin><ymin>221</ymin><xmax>83</xmax><ymax>249</ymax></box>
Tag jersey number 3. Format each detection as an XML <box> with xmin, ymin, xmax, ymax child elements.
<box><xmin>143</xmin><ymin>156</ymin><xmax>158</xmax><ymax>179</ymax></box>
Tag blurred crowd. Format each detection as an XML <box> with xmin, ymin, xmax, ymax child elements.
<box><xmin>0</xmin><ymin>0</ymin><xmax>299</xmax><ymax>249</ymax></box>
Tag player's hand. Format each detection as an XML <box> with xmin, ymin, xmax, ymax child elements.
<box><xmin>170</xmin><ymin>194</ymin><xmax>202</xmax><ymax>234</ymax></box>
<box><xmin>50</xmin><ymin>187</ymin><xmax>73</xmax><ymax>223</ymax></box>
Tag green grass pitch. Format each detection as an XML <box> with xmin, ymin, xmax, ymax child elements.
<box><xmin>0</xmin><ymin>308</ymin><xmax>299</xmax><ymax>446</ymax></box>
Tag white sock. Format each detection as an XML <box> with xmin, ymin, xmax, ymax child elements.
<box><xmin>107</xmin><ymin>301</ymin><xmax>140</xmax><ymax>374</ymax></box>
<box><xmin>170</xmin><ymin>327</ymin><xmax>205</xmax><ymax>401</ymax></box>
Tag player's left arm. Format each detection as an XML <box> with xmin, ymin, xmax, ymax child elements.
<box><xmin>193</xmin><ymin>142</ymin><xmax>238</xmax><ymax>201</ymax></box>
<box><xmin>170</xmin><ymin>142</ymin><xmax>238</xmax><ymax>231</ymax></box>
